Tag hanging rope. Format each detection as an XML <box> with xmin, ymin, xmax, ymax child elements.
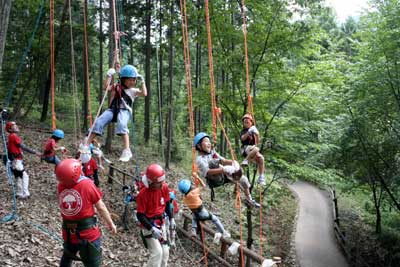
<box><xmin>50</xmin><ymin>0</ymin><xmax>56</xmax><ymax>130</ymax></box>
<box><xmin>204</xmin><ymin>0</ymin><xmax>218</xmax><ymax>146</ymax></box>
<box><xmin>240</xmin><ymin>0</ymin><xmax>264</xmax><ymax>256</ymax></box>
<box><xmin>155</xmin><ymin>0</ymin><xmax>164</xmax><ymax>161</ymax></box>
<box><xmin>179</xmin><ymin>0</ymin><xmax>197</xmax><ymax>176</ymax></box>
<box><xmin>68</xmin><ymin>0</ymin><xmax>81</xmax><ymax>146</ymax></box>
<box><xmin>3</xmin><ymin>0</ymin><xmax>45</xmax><ymax>108</ymax></box>
<box><xmin>82</xmin><ymin>0</ymin><xmax>93</xmax><ymax>126</ymax></box>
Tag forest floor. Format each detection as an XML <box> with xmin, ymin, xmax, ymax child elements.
<box><xmin>0</xmin><ymin>122</ymin><xmax>297</xmax><ymax>266</ymax></box>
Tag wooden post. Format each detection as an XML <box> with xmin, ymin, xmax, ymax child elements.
<box><xmin>333</xmin><ymin>189</ymin><xmax>339</xmax><ymax>226</ymax></box>
<box><xmin>108</xmin><ymin>163</ymin><xmax>114</xmax><ymax>184</ymax></box>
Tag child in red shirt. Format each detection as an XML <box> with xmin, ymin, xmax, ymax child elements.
<box><xmin>42</xmin><ymin>129</ymin><xmax>66</xmax><ymax>166</ymax></box>
<box><xmin>78</xmin><ymin>145</ymin><xmax>100</xmax><ymax>187</ymax></box>
<box><xmin>136</xmin><ymin>164</ymin><xmax>175</xmax><ymax>267</ymax></box>
<box><xmin>56</xmin><ymin>159</ymin><xmax>116</xmax><ymax>266</ymax></box>
<box><xmin>5</xmin><ymin>121</ymin><xmax>41</xmax><ymax>198</ymax></box>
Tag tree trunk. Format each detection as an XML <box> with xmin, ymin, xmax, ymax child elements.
<box><xmin>144</xmin><ymin>0</ymin><xmax>152</xmax><ymax>143</ymax></box>
<box><xmin>0</xmin><ymin>0</ymin><xmax>12</xmax><ymax>71</ymax></box>
<box><xmin>165</xmin><ymin>0</ymin><xmax>174</xmax><ymax>170</ymax></box>
<box><xmin>40</xmin><ymin>0</ymin><xmax>69</xmax><ymax>122</ymax></box>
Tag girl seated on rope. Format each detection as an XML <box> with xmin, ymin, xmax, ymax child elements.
<box><xmin>178</xmin><ymin>177</ymin><xmax>230</xmax><ymax>239</ymax></box>
<box><xmin>85</xmin><ymin>65</ymin><xmax>147</xmax><ymax>162</ymax></box>
<box><xmin>42</xmin><ymin>129</ymin><xmax>66</xmax><ymax>166</ymax></box>
<box><xmin>240</xmin><ymin>114</ymin><xmax>266</xmax><ymax>185</ymax></box>
<box><xmin>194</xmin><ymin>132</ymin><xmax>260</xmax><ymax>208</ymax></box>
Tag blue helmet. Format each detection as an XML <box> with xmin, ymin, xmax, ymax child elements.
<box><xmin>178</xmin><ymin>179</ymin><xmax>192</xmax><ymax>194</ymax></box>
<box><xmin>120</xmin><ymin>65</ymin><xmax>138</xmax><ymax>78</ymax></box>
<box><xmin>53</xmin><ymin>129</ymin><xmax>64</xmax><ymax>139</ymax></box>
<box><xmin>193</xmin><ymin>132</ymin><xmax>210</xmax><ymax>149</ymax></box>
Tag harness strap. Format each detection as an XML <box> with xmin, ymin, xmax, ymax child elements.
<box><xmin>62</xmin><ymin>216</ymin><xmax>97</xmax><ymax>233</ymax></box>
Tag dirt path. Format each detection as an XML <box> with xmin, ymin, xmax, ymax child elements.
<box><xmin>288</xmin><ymin>181</ymin><xmax>349</xmax><ymax>267</ymax></box>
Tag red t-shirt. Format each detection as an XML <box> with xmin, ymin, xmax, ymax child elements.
<box><xmin>82</xmin><ymin>158</ymin><xmax>98</xmax><ymax>177</ymax></box>
<box><xmin>43</xmin><ymin>138</ymin><xmax>56</xmax><ymax>157</ymax></box>
<box><xmin>58</xmin><ymin>178</ymin><xmax>102</xmax><ymax>243</ymax></box>
<box><xmin>7</xmin><ymin>133</ymin><xmax>22</xmax><ymax>159</ymax></box>
<box><xmin>136</xmin><ymin>182</ymin><xmax>171</xmax><ymax>218</ymax></box>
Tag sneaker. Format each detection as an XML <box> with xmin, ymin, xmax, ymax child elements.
<box><xmin>258</xmin><ymin>175</ymin><xmax>266</xmax><ymax>186</ymax></box>
<box><xmin>245</xmin><ymin>198</ymin><xmax>261</xmax><ymax>209</ymax></box>
<box><xmin>119</xmin><ymin>149</ymin><xmax>132</xmax><ymax>162</ymax></box>
<box><xmin>191</xmin><ymin>228</ymin><xmax>197</xmax><ymax>238</ymax></box>
<box><xmin>241</xmin><ymin>159</ymin><xmax>249</xmax><ymax>166</ymax></box>
<box><xmin>222</xmin><ymin>231</ymin><xmax>231</xmax><ymax>239</ymax></box>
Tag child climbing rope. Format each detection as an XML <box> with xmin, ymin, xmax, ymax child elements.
<box><xmin>42</xmin><ymin>129</ymin><xmax>66</xmax><ymax>166</ymax></box>
<box><xmin>56</xmin><ymin>159</ymin><xmax>117</xmax><ymax>266</ymax></box>
<box><xmin>136</xmin><ymin>164</ymin><xmax>175</xmax><ymax>267</ymax></box>
<box><xmin>240</xmin><ymin>114</ymin><xmax>266</xmax><ymax>185</ymax></box>
<box><xmin>178</xmin><ymin>177</ymin><xmax>230</xmax><ymax>239</ymax></box>
<box><xmin>5</xmin><ymin>121</ymin><xmax>41</xmax><ymax>199</ymax></box>
<box><xmin>86</xmin><ymin>65</ymin><xmax>147</xmax><ymax>162</ymax></box>
<box><xmin>194</xmin><ymin>132</ymin><xmax>260</xmax><ymax>207</ymax></box>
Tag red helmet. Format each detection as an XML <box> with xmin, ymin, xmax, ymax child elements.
<box><xmin>55</xmin><ymin>159</ymin><xmax>82</xmax><ymax>187</ymax></box>
<box><xmin>145</xmin><ymin>164</ymin><xmax>165</xmax><ymax>183</ymax></box>
<box><xmin>5</xmin><ymin>121</ymin><xmax>16</xmax><ymax>132</ymax></box>
<box><xmin>242</xmin><ymin>114</ymin><xmax>253</xmax><ymax>122</ymax></box>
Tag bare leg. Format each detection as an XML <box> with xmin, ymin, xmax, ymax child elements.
<box><xmin>122</xmin><ymin>134</ymin><xmax>130</xmax><ymax>150</ymax></box>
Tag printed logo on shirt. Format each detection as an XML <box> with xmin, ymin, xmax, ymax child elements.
<box><xmin>59</xmin><ymin>189</ymin><xmax>83</xmax><ymax>216</ymax></box>
<box><xmin>160</xmin><ymin>197</ymin><xmax>165</xmax><ymax>206</ymax></box>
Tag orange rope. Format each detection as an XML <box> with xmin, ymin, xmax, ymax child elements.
<box><xmin>179</xmin><ymin>0</ymin><xmax>207</xmax><ymax>263</ymax></box>
<box><xmin>241</xmin><ymin>0</ymin><xmax>263</xmax><ymax>256</ymax></box>
<box><xmin>82</xmin><ymin>0</ymin><xmax>93</xmax><ymax>126</ymax></box>
<box><xmin>179</xmin><ymin>0</ymin><xmax>196</xmax><ymax>175</ymax></box>
<box><xmin>50</xmin><ymin>0</ymin><xmax>56</xmax><ymax>130</ymax></box>
<box><xmin>204</xmin><ymin>0</ymin><xmax>217</xmax><ymax>145</ymax></box>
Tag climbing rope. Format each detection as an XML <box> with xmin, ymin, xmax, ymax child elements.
<box><xmin>82</xmin><ymin>0</ymin><xmax>93</xmax><ymax>126</ymax></box>
<box><xmin>68</xmin><ymin>0</ymin><xmax>81</xmax><ymax>146</ymax></box>
<box><xmin>50</xmin><ymin>0</ymin><xmax>56</xmax><ymax>130</ymax></box>
<box><xmin>179</xmin><ymin>0</ymin><xmax>197</xmax><ymax>175</ymax></box>
<box><xmin>3</xmin><ymin>0</ymin><xmax>45</xmax><ymax>108</ymax></box>
<box><xmin>204</xmin><ymin>0</ymin><xmax>218</xmax><ymax>146</ymax></box>
<box><xmin>240</xmin><ymin>0</ymin><xmax>264</xmax><ymax>256</ymax></box>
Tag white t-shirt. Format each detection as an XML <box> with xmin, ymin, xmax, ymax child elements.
<box><xmin>196</xmin><ymin>150</ymin><xmax>225</xmax><ymax>178</ymax></box>
<box><xmin>120</xmin><ymin>88</ymin><xmax>141</xmax><ymax>112</ymax></box>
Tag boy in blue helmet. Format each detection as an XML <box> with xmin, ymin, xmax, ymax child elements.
<box><xmin>42</xmin><ymin>129</ymin><xmax>66</xmax><ymax>166</ymax></box>
<box><xmin>178</xmin><ymin>177</ymin><xmax>230</xmax><ymax>238</ymax></box>
<box><xmin>86</xmin><ymin>65</ymin><xmax>147</xmax><ymax>162</ymax></box>
<box><xmin>194</xmin><ymin>132</ymin><xmax>260</xmax><ymax>208</ymax></box>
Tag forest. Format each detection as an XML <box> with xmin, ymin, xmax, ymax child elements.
<box><xmin>0</xmin><ymin>0</ymin><xmax>399</xmax><ymax>266</ymax></box>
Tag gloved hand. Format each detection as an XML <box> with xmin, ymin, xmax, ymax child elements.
<box><xmin>137</xmin><ymin>74</ymin><xmax>144</xmax><ymax>82</ymax></box>
<box><xmin>223</xmin><ymin>165</ymin><xmax>236</xmax><ymax>175</ymax></box>
<box><xmin>169</xmin><ymin>191</ymin><xmax>176</xmax><ymax>200</ymax></box>
<box><xmin>248</xmin><ymin>125</ymin><xmax>259</xmax><ymax>135</ymax></box>
<box><xmin>151</xmin><ymin>226</ymin><xmax>163</xmax><ymax>240</ymax></box>
<box><xmin>170</xmin><ymin>218</ymin><xmax>176</xmax><ymax>230</ymax></box>
<box><xmin>107</xmin><ymin>68</ymin><xmax>116</xmax><ymax>77</ymax></box>
<box><xmin>232</xmin><ymin>161</ymin><xmax>240</xmax><ymax>172</ymax></box>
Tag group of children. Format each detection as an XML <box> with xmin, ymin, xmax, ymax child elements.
<box><xmin>1</xmin><ymin>63</ymin><xmax>267</xmax><ymax>267</ymax></box>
